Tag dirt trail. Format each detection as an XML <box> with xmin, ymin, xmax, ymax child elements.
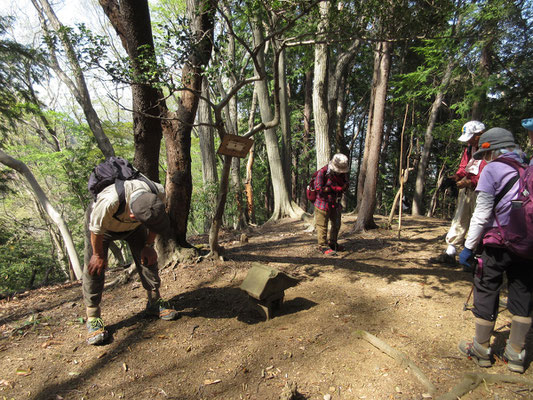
<box><xmin>1</xmin><ymin>215</ymin><xmax>532</xmax><ymax>400</ymax></box>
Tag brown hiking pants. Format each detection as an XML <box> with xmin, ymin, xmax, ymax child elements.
<box><xmin>315</xmin><ymin>207</ymin><xmax>342</xmax><ymax>247</ymax></box>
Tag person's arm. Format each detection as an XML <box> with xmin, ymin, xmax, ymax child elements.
<box><xmin>463</xmin><ymin>191</ymin><xmax>494</xmax><ymax>251</ymax></box>
<box><xmin>141</xmin><ymin>230</ymin><xmax>158</xmax><ymax>266</ymax></box>
<box><xmin>145</xmin><ymin>230</ymin><xmax>157</xmax><ymax>247</ymax></box>
<box><xmin>88</xmin><ymin>231</ymin><xmax>107</xmax><ymax>275</ymax></box>
<box><xmin>454</xmin><ymin>148</ymin><xmax>469</xmax><ymax>180</ymax></box>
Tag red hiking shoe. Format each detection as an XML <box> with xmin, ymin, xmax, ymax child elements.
<box><xmin>319</xmin><ymin>246</ymin><xmax>337</xmax><ymax>256</ymax></box>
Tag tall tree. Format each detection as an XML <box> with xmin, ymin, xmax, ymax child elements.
<box><xmin>251</xmin><ymin>15</ymin><xmax>305</xmax><ymax>221</ymax></box>
<box><xmin>353</xmin><ymin>40</ymin><xmax>391</xmax><ymax>231</ymax></box>
<box><xmin>98</xmin><ymin>0</ymin><xmax>163</xmax><ymax>181</ymax></box>
<box><xmin>31</xmin><ymin>0</ymin><xmax>115</xmax><ymax>159</ymax></box>
<box><xmin>312</xmin><ymin>0</ymin><xmax>330</xmax><ymax>169</ymax></box>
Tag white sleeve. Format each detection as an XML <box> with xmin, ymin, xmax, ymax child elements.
<box><xmin>464</xmin><ymin>191</ymin><xmax>495</xmax><ymax>250</ymax></box>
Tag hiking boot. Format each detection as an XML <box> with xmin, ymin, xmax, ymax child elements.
<box><xmin>329</xmin><ymin>242</ymin><xmax>345</xmax><ymax>252</ymax></box>
<box><xmin>86</xmin><ymin>318</ymin><xmax>108</xmax><ymax>346</ymax></box>
<box><xmin>458</xmin><ymin>339</ymin><xmax>492</xmax><ymax>367</ymax></box>
<box><xmin>145</xmin><ymin>298</ymin><xmax>180</xmax><ymax>321</ymax></box>
<box><xmin>429</xmin><ymin>252</ymin><xmax>456</xmax><ymax>267</ymax></box>
<box><xmin>502</xmin><ymin>341</ymin><xmax>526</xmax><ymax>373</ymax></box>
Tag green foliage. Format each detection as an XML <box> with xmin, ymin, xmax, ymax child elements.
<box><xmin>0</xmin><ymin>17</ymin><xmax>46</xmax><ymax>141</ymax></box>
<box><xmin>0</xmin><ymin>217</ymin><xmax>60</xmax><ymax>295</ymax></box>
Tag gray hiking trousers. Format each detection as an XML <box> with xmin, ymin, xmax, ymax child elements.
<box><xmin>82</xmin><ymin>225</ymin><xmax>161</xmax><ymax>317</ymax></box>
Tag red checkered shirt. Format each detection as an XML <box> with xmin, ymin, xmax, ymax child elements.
<box><xmin>313</xmin><ymin>165</ymin><xmax>348</xmax><ymax>211</ymax></box>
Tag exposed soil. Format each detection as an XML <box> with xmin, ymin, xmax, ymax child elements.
<box><xmin>1</xmin><ymin>215</ymin><xmax>532</xmax><ymax>400</ymax></box>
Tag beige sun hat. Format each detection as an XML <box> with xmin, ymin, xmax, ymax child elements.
<box><xmin>329</xmin><ymin>153</ymin><xmax>349</xmax><ymax>173</ymax></box>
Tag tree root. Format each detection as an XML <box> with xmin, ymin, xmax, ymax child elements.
<box><xmin>104</xmin><ymin>264</ymin><xmax>136</xmax><ymax>289</ymax></box>
<box><xmin>354</xmin><ymin>330</ymin><xmax>436</xmax><ymax>395</ymax></box>
<box><xmin>436</xmin><ymin>372</ymin><xmax>533</xmax><ymax>400</ymax></box>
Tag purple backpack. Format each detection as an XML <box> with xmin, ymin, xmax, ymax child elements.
<box><xmin>483</xmin><ymin>157</ymin><xmax>533</xmax><ymax>259</ymax></box>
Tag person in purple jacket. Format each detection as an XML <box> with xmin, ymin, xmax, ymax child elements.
<box><xmin>457</xmin><ymin>128</ymin><xmax>532</xmax><ymax>373</ymax></box>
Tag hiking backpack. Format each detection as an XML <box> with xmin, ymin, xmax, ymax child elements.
<box><xmin>88</xmin><ymin>156</ymin><xmax>157</xmax><ymax>218</ymax></box>
<box><xmin>485</xmin><ymin>157</ymin><xmax>533</xmax><ymax>260</ymax></box>
<box><xmin>306</xmin><ymin>166</ymin><xmax>327</xmax><ymax>202</ymax></box>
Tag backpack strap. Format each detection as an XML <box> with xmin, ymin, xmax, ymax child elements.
<box><xmin>491</xmin><ymin>158</ymin><xmax>526</xmax><ymax>207</ymax></box>
<box><xmin>112</xmin><ymin>176</ymin><xmax>160</xmax><ymax>220</ymax></box>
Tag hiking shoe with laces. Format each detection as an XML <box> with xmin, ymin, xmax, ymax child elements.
<box><xmin>145</xmin><ymin>298</ymin><xmax>180</xmax><ymax>321</ymax></box>
<box><xmin>458</xmin><ymin>339</ymin><xmax>492</xmax><ymax>367</ymax></box>
<box><xmin>502</xmin><ymin>341</ymin><xmax>526</xmax><ymax>373</ymax></box>
<box><xmin>428</xmin><ymin>252</ymin><xmax>456</xmax><ymax>267</ymax></box>
<box><xmin>86</xmin><ymin>318</ymin><xmax>108</xmax><ymax>345</ymax></box>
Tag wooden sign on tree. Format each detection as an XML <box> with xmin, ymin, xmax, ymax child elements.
<box><xmin>217</xmin><ymin>134</ymin><xmax>254</xmax><ymax>158</ymax></box>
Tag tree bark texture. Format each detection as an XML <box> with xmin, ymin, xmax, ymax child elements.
<box><xmin>354</xmin><ymin>41</ymin><xmax>391</xmax><ymax>231</ymax></box>
<box><xmin>162</xmin><ymin>0</ymin><xmax>215</xmax><ymax>245</ymax></box>
<box><xmin>411</xmin><ymin>59</ymin><xmax>456</xmax><ymax>215</ymax></box>
<box><xmin>198</xmin><ymin>76</ymin><xmax>218</xmax><ymax>185</ymax></box>
<box><xmin>251</xmin><ymin>17</ymin><xmax>305</xmax><ymax>221</ymax></box>
<box><xmin>98</xmin><ymin>0</ymin><xmax>163</xmax><ymax>181</ymax></box>
<box><xmin>313</xmin><ymin>0</ymin><xmax>331</xmax><ymax>169</ymax></box>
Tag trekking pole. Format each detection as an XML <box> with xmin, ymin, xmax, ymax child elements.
<box><xmin>463</xmin><ymin>284</ymin><xmax>474</xmax><ymax>311</ymax></box>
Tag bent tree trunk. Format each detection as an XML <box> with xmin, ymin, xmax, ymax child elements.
<box><xmin>0</xmin><ymin>150</ymin><xmax>82</xmax><ymax>279</ymax></box>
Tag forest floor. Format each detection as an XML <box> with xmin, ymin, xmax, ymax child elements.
<box><xmin>1</xmin><ymin>214</ymin><xmax>533</xmax><ymax>400</ymax></box>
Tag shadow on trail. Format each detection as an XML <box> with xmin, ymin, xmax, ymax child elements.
<box><xmin>227</xmin><ymin>232</ymin><xmax>474</xmax><ymax>300</ymax></box>
<box><xmin>168</xmin><ymin>286</ymin><xmax>317</xmax><ymax>324</ymax></box>
<box><xmin>31</xmin><ymin>284</ymin><xmax>317</xmax><ymax>399</ymax></box>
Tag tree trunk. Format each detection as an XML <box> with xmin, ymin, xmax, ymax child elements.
<box><xmin>278</xmin><ymin>48</ymin><xmax>292</xmax><ymax>193</ymax></box>
<box><xmin>353</xmin><ymin>41</ymin><xmax>391</xmax><ymax>232</ymax></box>
<box><xmin>251</xmin><ymin>17</ymin><xmax>306</xmax><ymax>221</ymax></box>
<box><xmin>313</xmin><ymin>0</ymin><xmax>331</xmax><ymax>169</ymax></box>
<box><xmin>33</xmin><ymin>0</ymin><xmax>115</xmax><ymax>159</ymax></box>
<box><xmin>245</xmin><ymin>89</ymin><xmax>258</xmax><ymax>224</ymax></box>
<box><xmin>162</xmin><ymin>0</ymin><xmax>215</xmax><ymax>246</ymax></box>
<box><xmin>197</xmin><ymin>76</ymin><xmax>218</xmax><ymax>232</ymax></box>
<box><xmin>0</xmin><ymin>150</ymin><xmax>82</xmax><ymax>279</ymax></box>
<box><xmin>411</xmin><ymin>59</ymin><xmax>456</xmax><ymax>215</ymax></box>
<box><xmin>198</xmin><ymin>76</ymin><xmax>218</xmax><ymax>185</ymax></box>
<box><xmin>98</xmin><ymin>0</ymin><xmax>163</xmax><ymax>181</ymax></box>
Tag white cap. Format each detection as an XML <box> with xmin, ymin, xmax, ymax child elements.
<box><xmin>458</xmin><ymin>120</ymin><xmax>485</xmax><ymax>142</ymax></box>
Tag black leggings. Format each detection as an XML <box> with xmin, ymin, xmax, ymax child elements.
<box><xmin>473</xmin><ymin>246</ymin><xmax>533</xmax><ymax>321</ymax></box>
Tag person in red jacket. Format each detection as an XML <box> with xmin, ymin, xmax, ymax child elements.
<box><xmin>430</xmin><ymin>121</ymin><xmax>487</xmax><ymax>269</ymax></box>
<box><xmin>313</xmin><ymin>153</ymin><xmax>349</xmax><ymax>255</ymax></box>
